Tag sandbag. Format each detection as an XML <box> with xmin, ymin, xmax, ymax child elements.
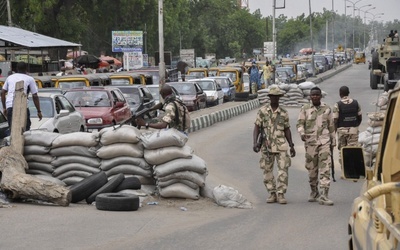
<box><xmin>49</xmin><ymin>146</ymin><xmax>97</xmax><ymax>158</ymax></box>
<box><xmin>363</xmin><ymin>144</ymin><xmax>379</xmax><ymax>155</ymax></box>
<box><xmin>212</xmin><ymin>184</ymin><xmax>253</xmax><ymax>209</ymax></box>
<box><xmin>376</xmin><ymin>92</ymin><xmax>389</xmax><ymax>107</ymax></box>
<box><xmin>367</xmin><ymin>112</ymin><xmax>385</xmax><ymax>121</ymax></box>
<box><xmin>105</xmin><ymin>165</ymin><xmax>153</xmax><ymax>178</ymax></box>
<box><xmin>24</xmin><ymin>130</ymin><xmax>60</xmax><ymax>147</ymax></box>
<box><xmin>157</xmin><ymin>171</ymin><xmax>207</xmax><ymax>187</ymax></box>
<box><xmin>144</xmin><ymin>145</ymin><xmax>194</xmax><ymax>166</ymax></box>
<box><xmin>51</xmin><ymin>155</ymin><xmax>101</xmax><ymax>168</ymax></box>
<box><xmin>24</xmin><ymin>145</ymin><xmax>50</xmax><ymax>155</ymax></box>
<box><xmin>358</xmin><ymin>131</ymin><xmax>372</xmax><ymax>145</ymax></box>
<box><xmin>364</xmin><ymin>133</ymin><xmax>381</xmax><ymax>145</ymax></box>
<box><xmin>158</xmin><ymin>183</ymin><xmax>200</xmax><ymax>200</ymax></box>
<box><xmin>99</xmin><ymin>125</ymin><xmax>141</xmax><ymax>145</ymax></box>
<box><xmin>157</xmin><ymin>178</ymin><xmax>199</xmax><ymax>190</ymax></box>
<box><xmin>96</xmin><ymin>143</ymin><xmax>144</xmax><ymax>159</ymax></box>
<box><xmin>366</xmin><ymin>126</ymin><xmax>382</xmax><ymax>134</ymax></box>
<box><xmin>140</xmin><ymin>128</ymin><xmax>188</xmax><ymax>150</ymax></box>
<box><xmin>298</xmin><ymin>81</ymin><xmax>316</xmax><ymax>90</ymax></box>
<box><xmin>51</xmin><ymin>132</ymin><xmax>100</xmax><ymax>148</ymax></box>
<box><xmin>26</xmin><ymin>169</ymin><xmax>53</xmax><ymax>176</ymax></box>
<box><xmin>100</xmin><ymin>156</ymin><xmax>151</xmax><ymax>171</ymax></box>
<box><xmin>52</xmin><ymin>163</ymin><xmax>101</xmax><ymax>177</ymax></box>
<box><xmin>24</xmin><ymin>154</ymin><xmax>54</xmax><ymax>163</ymax></box>
<box><xmin>34</xmin><ymin>175</ymin><xmax>66</xmax><ymax>186</ymax></box>
<box><xmin>368</xmin><ymin>120</ymin><xmax>384</xmax><ymax>127</ymax></box>
<box><xmin>27</xmin><ymin>161</ymin><xmax>55</xmax><ymax>173</ymax></box>
<box><xmin>153</xmin><ymin>155</ymin><xmax>207</xmax><ymax>178</ymax></box>
<box><xmin>56</xmin><ymin>170</ymin><xmax>94</xmax><ymax>180</ymax></box>
<box><xmin>62</xmin><ymin>176</ymin><xmax>85</xmax><ymax>186</ymax></box>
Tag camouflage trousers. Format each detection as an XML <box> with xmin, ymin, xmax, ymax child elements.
<box><xmin>337</xmin><ymin>132</ymin><xmax>359</xmax><ymax>164</ymax></box>
<box><xmin>304</xmin><ymin>143</ymin><xmax>331</xmax><ymax>190</ymax></box>
<box><xmin>259</xmin><ymin>151</ymin><xmax>290</xmax><ymax>194</ymax></box>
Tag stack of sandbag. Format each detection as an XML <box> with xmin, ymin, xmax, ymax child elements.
<box><xmin>358</xmin><ymin>111</ymin><xmax>385</xmax><ymax>167</ymax></box>
<box><xmin>97</xmin><ymin>125</ymin><xmax>153</xmax><ymax>185</ymax></box>
<box><xmin>282</xmin><ymin>84</ymin><xmax>306</xmax><ymax>106</ymax></box>
<box><xmin>141</xmin><ymin>128</ymin><xmax>208</xmax><ymax>200</ymax></box>
<box><xmin>257</xmin><ymin>88</ymin><xmax>270</xmax><ymax>104</ymax></box>
<box><xmin>49</xmin><ymin>132</ymin><xmax>101</xmax><ymax>186</ymax></box>
<box><xmin>375</xmin><ymin>91</ymin><xmax>392</xmax><ymax>110</ymax></box>
<box><xmin>24</xmin><ymin>130</ymin><xmax>60</xmax><ymax>177</ymax></box>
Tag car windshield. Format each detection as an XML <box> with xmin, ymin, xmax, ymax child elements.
<box><xmin>59</xmin><ymin>81</ymin><xmax>86</xmax><ymax>89</ymax></box>
<box><xmin>169</xmin><ymin>83</ymin><xmax>195</xmax><ymax>95</ymax></box>
<box><xmin>189</xmin><ymin>71</ymin><xmax>205</xmax><ymax>78</ymax></box>
<box><xmin>219</xmin><ymin>72</ymin><xmax>237</xmax><ymax>81</ymax></box>
<box><xmin>65</xmin><ymin>90</ymin><xmax>111</xmax><ymax>107</ymax></box>
<box><xmin>148</xmin><ymin>87</ymin><xmax>160</xmax><ymax>102</ymax></box>
<box><xmin>212</xmin><ymin>78</ymin><xmax>229</xmax><ymax>88</ymax></box>
<box><xmin>196</xmin><ymin>81</ymin><xmax>215</xmax><ymax>91</ymax></box>
<box><xmin>29</xmin><ymin>97</ymin><xmax>54</xmax><ymax>118</ymax></box>
<box><xmin>118</xmin><ymin>88</ymin><xmax>140</xmax><ymax>105</ymax></box>
<box><xmin>111</xmin><ymin>78</ymin><xmax>130</xmax><ymax>85</ymax></box>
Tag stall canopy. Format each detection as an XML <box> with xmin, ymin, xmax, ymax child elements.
<box><xmin>0</xmin><ymin>25</ymin><xmax>81</xmax><ymax>49</ymax></box>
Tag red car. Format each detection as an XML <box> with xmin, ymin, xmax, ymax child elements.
<box><xmin>64</xmin><ymin>87</ymin><xmax>132</xmax><ymax>131</ymax></box>
<box><xmin>167</xmin><ymin>82</ymin><xmax>207</xmax><ymax>111</ymax></box>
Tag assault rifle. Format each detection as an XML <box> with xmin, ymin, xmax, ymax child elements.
<box><xmin>255</xmin><ymin>128</ymin><xmax>267</xmax><ymax>155</ymax></box>
<box><xmin>331</xmin><ymin>147</ymin><xmax>336</xmax><ymax>182</ymax></box>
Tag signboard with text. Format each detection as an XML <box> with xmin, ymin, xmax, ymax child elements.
<box><xmin>112</xmin><ymin>31</ymin><xmax>143</xmax><ymax>52</ymax></box>
<box><xmin>123</xmin><ymin>50</ymin><xmax>143</xmax><ymax>70</ymax></box>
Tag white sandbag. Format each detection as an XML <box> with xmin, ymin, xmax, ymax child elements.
<box><xmin>52</xmin><ymin>163</ymin><xmax>101</xmax><ymax>177</ymax></box>
<box><xmin>358</xmin><ymin>131</ymin><xmax>372</xmax><ymax>145</ymax></box>
<box><xmin>96</xmin><ymin>142</ymin><xmax>144</xmax><ymax>159</ymax></box>
<box><xmin>302</xmin><ymin>89</ymin><xmax>311</xmax><ymax>96</ymax></box>
<box><xmin>367</xmin><ymin>112</ymin><xmax>385</xmax><ymax>121</ymax></box>
<box><xmin>277</xmin><ymin>84</ymin><xmax>290</xmax><ymax>91</ymax></box>
<box><xmin>364</xmin><ymin>133</ymin><xmax>381</xmax><ymax>145</ymax></box>
<box><xmin>144</xmin><ymin>145</ymin><xmax>194</xmax><ymax>166</ymax></box>
<box><xmin>288</xmin><ymin>83</ymin><xmax>298</xmax><ymax>89</ymax></box>
<box><xmin>157</xmin><ymin>171</ymin><xmax>207</xmax><ymax>187</ymax></box>
<box><xmin>51</xmin><ymin>132</ymin><xmax>100</xmax><ymax>148</ymax></box>
<box><xmin>105</xmin><ymin>165</ymin><xmax>153</xmax><ymax>178</ymax></box>
<box><xmin>366</xmin><ymin>126</ymin><xmax>382</xmax><ymax>134</ymax></box>
<box><xmin>376</xmin><ymin>92</ymin><xmax>389</xmax><ymax>107</ymax></box>
<box><xmin>153</xmin><ymin>155</ymin><xmax>207</xmax><ymax>178</ymax></box>
<box><xmin>24</xmin><ymin>130</ymin><xmax>60</xmax><ymax>147</ymax></box>
<box><xmin>363</xmin><ymin>144</ymin><xmax>379</xmax><ymax>155</ymax></box>
<box><xmin>212</xmin><ymin>185</ymin><xmax>253</xmax><ymax>209</ymax></box>
<box><xmin>157</xmin><ymin>178</ymin><xmax>199</xmax><ymax>190</ymax></box>
<box><xmin>158</xmin><ymin>183</ymin><xmax>200</xmax><ymax>200</ymax></box>
<box><xmin>24</xmin><ymin>154</ymin><xmax>54</xmax><ymax>164</ymax></box>
<box><xmin>100</xmin><ymin>156</ymin><xmax>151</xmax><ymax>171</ymax></box>
<box><xmin>27</xmin><ymin>162</ymin><xmax>55</xmax><ymax>173</ymax></box>
<box><xmin>49</xmin><ymin>146</ymin><xmax>97</xmax><ymax>158</ymax></box>
<box><xmin>140</xmin><ymin>128</ymin><xmax>188</xmax><ymax>150</ymax></box>
<box><xmin>99</xmin><ymin>125</ymin><xmax>141</xmax><ymax>145</ymax></box>
<box><xmin>298</xmin><ymin>81</ymin><xmax>316</xmax><ymax>90</ymax></box>
<box><xmin>24</xmin><ymin>145</ymin><xmax>50</xmax><ymax>155</ymax></box>
<box><xmin>56</xmin><ymin>170</ymin><xmax>94</xmax><ymax>180</ymax></box>
<box><xmin>257</xmin><ymin>89</ymin><xmax>269</xmax><ymax>94</ymax></box>
<box><xmin>368</xmin><ymin>120</ymin><xmax>384</xmax><ymax>127</ymax></box>
<box><xmin>51</xmin><ymin>155</ymin><xmax>101</xmax><ymax>168</ymax></box>
<box><xmin>34</xmin><ymin>175</ymin><xmax>66</xmax><ymax>186</ymax></box>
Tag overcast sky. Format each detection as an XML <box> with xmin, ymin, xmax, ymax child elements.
<box><xmin>249</xmin><ymin>0</ymin><xmax>398</xmax><ymax>23</ymax></box>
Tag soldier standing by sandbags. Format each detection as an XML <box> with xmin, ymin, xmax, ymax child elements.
<box><xmin>332</xmin><ymin>86</ymin><xmax>362</xmax><ymax>169</ymax></box>
<box><xmin>297</xmin><ymin>87</ymin><xmax>336</xmax><ymax>206</ymax></box>
<box><xmin>253</xmin><ymin>86</ymin><xmax>296</xmax><ymax>205</ymax></box>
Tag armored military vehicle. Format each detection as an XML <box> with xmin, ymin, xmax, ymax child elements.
<box><xmin>341</xmin><ymin>88</ymin><xmax>400</xmax><ymax>249</ymax></box>
<box><xmin>370</xmin><ymin>36</ymin><xmax>400</xmax><ymax>91</ymax></box>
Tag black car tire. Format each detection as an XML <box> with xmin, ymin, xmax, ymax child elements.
<box><xmin>85</xmin><ymin>173</ymin><xmax>125</xmax><ymax>204</ymax></box>
<box><xmin>69</xmin><ymin>171</ymin><xmax>108</xmax><ymax>203</ymax></box>
<box><xmin>371</xmin><ymin>51</ymin><xmax>380</xmax><ymax>70</ymax></box>
<box><xmin>234</xmin><ymin>92</ymin><xmax>249</xmax><ymax>102</ymax></box>
<box><xmin>95</xmin><ymin>193</ymin><xmax>140</xmax><ymax>211</ymax></box>
<box><xmin>370</xmin><ymin>70</ymin><xmax>378</xmax><ymax>90</ymax></box>
<box><xmin>114</xmin><ymin>176</ymin><xmax>141</xmax><ymax>192</ymax></box>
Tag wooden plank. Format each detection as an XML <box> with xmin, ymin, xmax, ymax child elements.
<box><xmin>10</xmin><ymin>81</ymin><xmax>27</xmax><ymax>155</ymax></box>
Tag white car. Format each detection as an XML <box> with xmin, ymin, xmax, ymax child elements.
<box><xmin>189</xmin><ymin>78</ymin><xmax>224</xmax><ymax>106</ymax></box>
<box><xmin>28</xmin><ymin>92</ymin><xmax>86</xmax><ymax>133</ymax></box>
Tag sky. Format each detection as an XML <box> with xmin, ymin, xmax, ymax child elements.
<box><xmin>248</xmin><ymin>0</ymin><xmax>398</xmax><ymax>23</ymax></box>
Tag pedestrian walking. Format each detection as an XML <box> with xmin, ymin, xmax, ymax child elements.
<box><xmin>261</xmin><ymin>60</ymin><xmax>273</xmax><ymax>87</ymax></box>
<box><xmin>253</xmin><ymin>86</ymin><xmax>296</xmax><ymax>204</ymax></box>
<box><xmin>296</xmin><ymin>87</ymin><xmax>336</xmax><ymax>206</ymax></box>
<box><xmin>332</xmin><ymin>86</ymin><xmax>362</xmax><ymax>169</ymax></box>
<box><xmin>1</xmin><ymin>61</ymin><xmax>42</xmax><ymax>133</ymax></box>
<box><xmin>248</xmin><ymin>61</ymin><xmax>261</xmax><ymax>90</ymax></box>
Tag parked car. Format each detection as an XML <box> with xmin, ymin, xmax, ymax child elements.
<box><xmin>63</xmin><ymin>87</ymin><xmax>132</xmax><ymax>131</ymax></box>
<box><xmin>166</xmin><ymin>81</ymin><xmax>207</xmax><ymax>111</ymax></box>
<box><xmin>275</xmin><ymin>66</ymin><xmax>297</xmax><ymax>83</ymax></box>
<box><xmin>189</xmin><ymin>78</ymin><xmax>224</xmax><ymax>106</ymax></box>
<box><xmin>27</xmin><ymin>92</ymin><xmax>86</xmax><ymax>133</ymax></box>
<box><xmin>206</xmin><ymin>76</ymin><xmax>236</xmax><ymax>102</ymax></box>
<box><xmin>106</xmin><ymin>85</ymin><xmax>157</xmax><ymax>125</ymax></box>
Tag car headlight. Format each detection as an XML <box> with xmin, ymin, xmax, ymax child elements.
<box><xmin>87</xmin><ymin>118</ymin><xmax>103</xmax><ymax>124</ymax></box>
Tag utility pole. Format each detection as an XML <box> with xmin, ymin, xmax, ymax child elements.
<box><xmin>6</xmin><ymin>0</ymin><xmax>12</xmax><ymax>26</ymax></box>
<box><xmin>158</xmin><ymin>0</ymin><xmax>165</xmax><ymax>85</ymax></box>
<box><xmin>332</xmin><ymin>0</ymin><xmax>336</xmax><ymax>69</ymax></box>
<box><xmin>272</xmin><ymin>0</ymin><xmax>276</xmax><ymax>61</ymax></box>
<box><xmin>309</xmin><ymin>0</ymin><xmax>315</xmax><ymax>77</ymax></box>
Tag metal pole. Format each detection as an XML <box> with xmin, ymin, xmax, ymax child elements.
<box><xmin>6</xmin><ymin>0</ymin><xmax>12</xmax><ymax>26</ymax></box>
<box><xmin>332</xmin><ymin>0</ymin><xmax>336</xmax><ymax>69</ymax></box>
<box><xmin>144</xmin><ymin>23</ymin><xmax>147</xmax><ymax>55</ymax></box>
<box><xmin>326</xmin><ymin>20</ymin><xmax>328</xmax><ymax>51</ymax></box>
<box><xmin>158</xmin><ymin>0</ymin><xmax>165</xmax><ymax>85</ymax></box>
<box><xmin>272</xmin><ymin>0</ymin><xmax>276</xmax><ymax>61</ymax></box>
<box><xmin>344</xmin><ymin>0</ymin><xmax>347</xmax><ymax>58</ymax></box>
<box><xmin>309</xmin><ymin>0</ymin><xmax>315</xmax><ymax>77</ymax></box>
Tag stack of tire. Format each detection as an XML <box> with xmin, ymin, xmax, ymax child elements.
<box><xmin>141</xmin><ymin>128</ymin><xmax>207</xmax><ymax>200</ymax></box>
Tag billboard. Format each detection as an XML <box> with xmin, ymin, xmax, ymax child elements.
<box><xmin>123</xmin><ymin>50</ymin><xmax>143</xmax><ymax>70</ymax></box>
<box><xmin>112</xmin><ymin>31</ymin><xmax>143</xmax><ymax>52</ymax></box>
<box><xmin>180</xmin><ymin>49</ymin><xmax>195</xmax><ymax>67</ymax></box>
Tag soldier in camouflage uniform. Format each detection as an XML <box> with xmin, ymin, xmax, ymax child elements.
<box><xmin>332</xmin><ymin>86</ymin><xmax>362</xmax><ymax>169</ymax></box>
<box><xmin>253</xmin><ymin>86</ymin><xmax>296</xmax><ymax>204</ymax></box>
<box><xmin>135</xmin><ymin>84</ymin><xmax>190</xmax><ymax>133</ymax></box>
<box><xmin>297</xmin><ymin>87</ymin><xmax>336</xmax><ymax>206</ymax></box>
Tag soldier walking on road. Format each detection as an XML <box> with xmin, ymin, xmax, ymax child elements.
<box><xmin>253</xmin><ymin>87</ymin><xmax>296</xmax><ymax>204</ymax></box>
<box><xmin>332</xmin><ymin>86</ymin><xmax>362</xmax><ymax>169</ymax></box>
<box><xmin>297</xmin><ymin>87</ymin><xmax>336</xmax><ymax>206</ymax></box>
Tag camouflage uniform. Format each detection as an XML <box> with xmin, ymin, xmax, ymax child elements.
<box><xmin>255</xmin><ymin>104</ymin><xmax>291</xmax><ymax>194</ymax></box>
<box><xmin>161</xmin><ymin>99</ymin><xmax>190</xmax><ymax>133</ymax></box>
<box><xmin>332</xmin><ymin>96</ymin><xmax>362</xmax><ymax>162</ymax></box>
<box><xmin>297</xmin><ymin>102</ymin><xmax>336</xmax><ymax>193</ymax></box>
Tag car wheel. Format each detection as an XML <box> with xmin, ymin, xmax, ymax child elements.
<box><xmin>95</xmin><ymin>193</ymin><xmax>140</xmax><ymax>211</ymax></box>
<box><xmin>370</xmin><ymin>70</ymin><xmax>378</xmax><ymax>90</ymax></box>
<box><xmin>86</xmin><ymin>173</ymin><xmax>125</xmax><ymax>204</ymax></box>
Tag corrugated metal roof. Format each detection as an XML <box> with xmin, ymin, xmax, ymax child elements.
<box><xmin>0</xmin><ymin>25</ymin><xmax>81</xmax><ymax>48</ymax></box>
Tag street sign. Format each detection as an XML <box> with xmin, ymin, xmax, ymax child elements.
<box><xmin>263</xmin><ymin>42</ymin><xmax>275</xmax><ymax>58</ymax></box>
<box><xmin>180</xmin><ymin>49</ymin><xmax>195</xmax><ymax>67</ymax></box>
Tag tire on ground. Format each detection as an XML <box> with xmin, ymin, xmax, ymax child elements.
<box><xmin>95</xmin><ymin>193</ymin><xmax>140</xmax><ymax>211</ymax></box>
<box><xmin>85</xmin><ymin>173</ymin><xmax>125</xmax><ymax>204</ymax></box>
<box><xmin>69</xmin><ymin>171</ymin><xmax>108</xmax><ymax>203</ymax></box>
<box><xmin>234</xmin><ymin>92</ymin><xmax>249</xmax><ymax>102</ymax></box>
<box><xmin>114</xmin><ymin>176</ymin><xmax>141</xmax><ymax>192</ymax></box>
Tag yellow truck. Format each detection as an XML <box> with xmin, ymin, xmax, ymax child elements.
<box><xmin>341</xmin><ymin>87</ymin><xmax>400</xmax><ymax>249</ymax></box>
